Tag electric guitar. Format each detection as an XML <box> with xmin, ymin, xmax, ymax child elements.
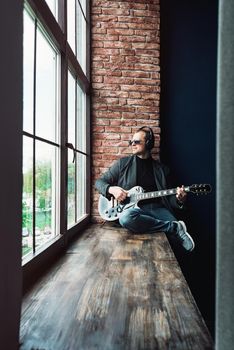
<box><xmin>98</xmin><ymin>184</ymin><xmax>212</xmax><ymax>221</ymax></box>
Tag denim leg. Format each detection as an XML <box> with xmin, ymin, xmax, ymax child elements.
<box><xmin>119</xmin><ymin>206</ymin><xmax>176</xmax><ymax>234</ymax></box>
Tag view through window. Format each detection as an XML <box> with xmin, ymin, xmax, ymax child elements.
<box><xmin>22</xmin><ymin>0</ymin><xmax>89</xmax><ymax>259</ymax></box>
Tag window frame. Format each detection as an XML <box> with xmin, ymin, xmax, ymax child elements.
<box><xmin>22</xmin><ymin>0</ymin><xmax>91</xmax><ymax>279</ymax></box>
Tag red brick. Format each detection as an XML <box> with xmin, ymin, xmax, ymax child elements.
<box><xmin>108</xmin><ymin>105</ymin><xmax>136</xmax><ymax>113</ymax></box>
<box><xmin>93</xmin><ymin>48</ymin><xmax>120</xmax><ymax>55</ymax></box>
<box><xmin>128</xmin><ymin>22</ymin><xmax>159</xmax><ymax>30</ymax></box>
<box><xmin>91</xmin><ymin>7</ymin><xmax>102</xmax><ymax>15</ymax></box>
<box><xmin>119</xmin><ymin>49</ymin><xmax>135</xmax><ymax>56</ymax></box>
<box><xmin>92</xmin><ymin>55</ymin><xmax>110</xmax><ymax>62</ymax></box>
<box><xmin>136</xmin><ymin>106</ymin><xmax>159</xmax><ymax>113</ymax></box>
<box><xmin>107</xmin><ymin>28</ymin><xmax>134</xmax><ymax>36</ymax></box>
<box><xmin>94</xmin><ymin>118</ymin><xmax>110</xmax><ymax>126</ymax></box>
<box><xmin>121</xmin><ymin>85</ymin><xmax>159</xmax><ymax>93</ymax></box>
<box><xmin>119</xmin><ymin>35</ymin><xmax>146</xmax><ymax>43</ymax></box>
<box><xmin>122</xmin><ymin>71</ymin><xmax>150</xmax><ymax>78</ymax></box>
<box><xmin>134</xmin><ymin>77</ymin><xmax>160</xmax><ymax>86</ymax></box>
<box><xmin>94</xmin><ymin>111</ymin><xmax>122</xmax><ymax>119</ymax></box>
<box><xmin>104</xmin><ymin>62</ymin><xmax>135</xmax><ymax>70</ymax></box>
<box><xmin>102</xmin><ymin>8</ymin><xmax>130</xmax><ymax>16</ymax></box>
<box><xmin>92</xmin><ymin>41</ymin><xmax>104</xmax><ymax>48</ymax></box>
<box><xmin>92</xmin><ymin>83</ymin><xmax>120</xmax><ymax>91</ymax></box>
<box><xmin>135</xmin><ymin>49</ymin><xmax>160</xmax><ymax>57</ymax></box>
<box><xmin>99</xmin><ymin>90</ymin><xmax>129</xmax><ymax>98</ymax></box>
<box><xmin>104</xmin><ymin>76</ymin><xmax>134</xmax><ymax>85</ymax></box>
<box><xmin>92</xmin><ymin>1</ymin><xmax>119</xmax><ymax>8</ymax></box>
<box><xmin>134</xmin><ymin>64</ymin><xmax>160</xmax><ymax>72</ymax></box>
<box><xmin>92</xmin><ymin>76</ymin><xmax>103</xmax><ymax>83</ymax></box>
<box><xmin>101</xmin><ymin>22</ymin><xmax>129</xmax><ymax>29</ymax></box>
<box><xmin>91</xmin><ymin>27</ymin><xmax>107</xmax><ymax>34</ymax></box>
<box><xmin>128</xmin><ymin>92</ymin><xmax>141</xmax><ymax>98</ymax></box>
<box><xmin>104</xmin><ymin>41</ymin><xmax>131</xmax><ymax>49</ymax></box>
<box><xmin>119</xmin><ymin>2</ymin><xmax>147</xmax><ymax>10</ymax></box>
<box><xmin>92</xmin><ymin>15</ymin><xmax>118</xmax><ymax>23</ymax></box>
<box><xmin>105</xmin><ymin>126</ymin><xmax>132</xmax><ymax>133</ymax></box>
<box><xmin>133</xmin><ymin>9</ymin><xmax>159</xmax><ymax>18</ymax></box>
<box><xmin>132</xmin><ymin>42</ymin><xmax>160</xmax><ymax>50</ymax></box>
<box><xmin>110</xmin><ymin>120</ymin><xmax>122</xmax><ymax>126</ymax></box>
<box><xmin>93</xmin><ymin>34</ymin><xmax>119</xmax><ymax>41</ymax></box>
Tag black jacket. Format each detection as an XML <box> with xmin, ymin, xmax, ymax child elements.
<box><xmin>95</xmin><ymin>155</ymin><xmax>183</xmax><ymax>215</ymax></box>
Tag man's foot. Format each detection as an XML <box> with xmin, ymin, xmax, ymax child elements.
<box><xmin>174</xmin><ymin>221</ymin><xmax>195</xmax><ymax>252</ymax></box>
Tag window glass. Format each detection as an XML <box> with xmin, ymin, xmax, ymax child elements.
<box><xmin>77</xmin><ymin>153</ymin><xmax>86</xmax><ymax>219</ymax></box>
<box><xmin>22</xmin><ymin>136</ymin><xmax>33</xmax><ymax>257</ymax></box>
<box><xmin>67</xmin><ymin>149</ymin><xmax>76</xmax><ymax>228</ymax></box>
<box><xmin>76</xmin><ymin>3</ymin><xmax>86</xmax><ymax>72</ymax></box>
<box><xmin>79</xmin><ymin>0</ymin><xmax>86</xmax><ymax>17</ymax></box>
<box><xmin>35</xmin><ymin>141</ymin><xmax>59</xmax><ymax>249</ymax></box>
<box><xmin>36</xmin><ymin>27</ymin><xmax>58</xmax><ymax>142</ymax></box>
<box><xmin>68</xmin><ymin>71</ymin><xmax>76</xmax><ymax>146</ymax></box>
<box><xmin>77</xmin><ymin>83</ymin><xmax>86</xmax><ymax>152</ymax></box>
<box><xmin>23</xmin><ymin>10</ymin><xmax>34</xmax><ymax>134</ymax></box>
<box><xmin>67</xmin><ymin>0</ymin><xmax>76</xmax><ymax>54</ymax></box>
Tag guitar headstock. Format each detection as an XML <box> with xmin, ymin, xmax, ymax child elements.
<box><xmin>189</xmin><ymin>184</ymin><xmax>212</xmax><ymax>195</ymax></box>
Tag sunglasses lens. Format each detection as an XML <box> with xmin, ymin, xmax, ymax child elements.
<box><xmin>129</xmin><ymin>140</ymin><xmax>141</xmax><ymax>146</ymax></box>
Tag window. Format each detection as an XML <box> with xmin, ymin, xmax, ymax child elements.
<box><xmin>22</xmin><ymin>0</ymin><xmax>90</xmax><ymax>261</ymax></box>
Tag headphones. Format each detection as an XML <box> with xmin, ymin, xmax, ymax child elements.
<box><xmin>137</xmin><ymin>126</ymin><xmax>155</xmax><ymax>150</ymax></box>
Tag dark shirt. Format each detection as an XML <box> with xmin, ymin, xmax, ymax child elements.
<box><xmin>136</xmin><ymin>156</ymin><xmax>162</xmax><ymax>206</ymax></box>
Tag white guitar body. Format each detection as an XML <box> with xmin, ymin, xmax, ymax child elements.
<box><xmin>98</xmin><ymin>183</ymin><xmax>212</xmax><ymax>222</ymax></box>
<box><xmin>98</xmin><ymin>186</ymin><xmax>143</xmax><ymax>221</ymax></box>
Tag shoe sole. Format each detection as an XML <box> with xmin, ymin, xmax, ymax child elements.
<box><xmin>178</xmin><ymin>221</ymin><xmax>195</xmax><ymax>252</ymax></box>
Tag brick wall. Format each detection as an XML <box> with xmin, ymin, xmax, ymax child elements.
<box><xmin>91</xmin><ymin>0</ymin><xmax>161</xmax><ymax>222</ymax></box>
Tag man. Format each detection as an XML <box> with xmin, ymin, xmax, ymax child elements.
<box><xmin>95</xmin><ymin>126</ymin><xmax>195</xmax><ymax>252</ymax></box>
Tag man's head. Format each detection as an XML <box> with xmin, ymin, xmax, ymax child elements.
<box><xmin>129</xmin><ymin>126</ymin><xmax>154</xmax><ymax>158</ymax></box>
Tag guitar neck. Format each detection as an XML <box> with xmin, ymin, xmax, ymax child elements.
<box><xmin>135</xmin><ymin>186</ymin><xmax>190</xmax><ymax>201</ymax></box>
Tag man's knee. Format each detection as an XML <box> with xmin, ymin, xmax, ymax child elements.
<box><xmin>119</xmin><ymin>208</ymin><xmax>139</xmax><ymax>229</ymax></box>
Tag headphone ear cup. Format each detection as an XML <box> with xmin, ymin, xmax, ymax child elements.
<box><xmin>145</xmin><ymin>139</ymin><xmax>150</xmax><ymax>150</ymax></box>
<box><xmin>138</xmin><ymin>126</ymin><xmax>154</xmax><ymax>150</ymax></box>
<box><xmin>146</xmin><ymin>131</ymin><xmax>154</xmax><ymax>150</ymax></box>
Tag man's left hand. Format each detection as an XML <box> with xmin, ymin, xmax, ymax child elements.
<box><xmin>176</xmin><ymin>185</ymin><xmax>187</xmax><ymax>203</ymax></box>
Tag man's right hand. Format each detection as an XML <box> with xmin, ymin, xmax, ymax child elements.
<box><xmin>108</xmin><ymin>186</ymin><xmax>128</xmax><ymax>202</ymax></box>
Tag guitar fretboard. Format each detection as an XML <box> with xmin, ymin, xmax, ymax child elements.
<box><xmin>134</xmin><ymin>186</ymin><xmax>190</xmax><ymax>201</ymax></box>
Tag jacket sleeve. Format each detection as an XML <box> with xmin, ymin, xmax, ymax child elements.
<box><xmin>95</xmin><ymin>159</ymin><xmax>120</xmax><ymax>199</ymax></box>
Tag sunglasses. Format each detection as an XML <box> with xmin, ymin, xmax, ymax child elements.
<box><xmin>128</xmin><ymin>140</ymin><xmax>144</xmax><ymax>146</ymax></box>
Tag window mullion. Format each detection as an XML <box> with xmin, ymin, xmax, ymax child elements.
<box><xmin>60</xmin><ymin>53</ymin><xmax>68</xmax><ymax>236</ymax></box>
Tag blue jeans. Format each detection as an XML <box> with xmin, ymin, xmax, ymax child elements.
<box><xmin>119</xmin><ymin>202</ymin><xmax>177</xmax><ymax>234</ymax></box>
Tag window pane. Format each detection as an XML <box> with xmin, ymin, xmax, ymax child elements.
<box><xmin>77</xmin><ymin>84</ymin><xmax>86</xmax><ymax>152</ymax></box>
<box><xmin>77</xmin><ymin>154</ymin><xmax>86</xmax><ymax>219</ymax></box>
<box><xmin>68</xmin><ymin>71</ymin><xmax>76</xmax><ymax>145</ymax></box>
<box><xmin>67</xmin><ymin>0</ymin><xmax>76</xmax><ymax>54</ymax></box>
<box><xmin>35</xmin><ymin>141</ymin><xmax>59</xmax><ymax>249</ymax></box>
<box><xmin>45</xmin><ymin>0</ymin><xmax>57</xmax><ymax>19</ymax></box>
<box><xmin>22</xmin><ymin>136</ymin><xmax>33</xmax><ymax>257</ymax></box>
<box><xmin>23</xmin><ymin>10</ymin><xmax>34</xmax><ymax>134</ymax></box>
<box><xmin>79</xmin><ymin>0</ymin><xmax>87</xmax><ymax>17</ymax></box>
<box><xmin>76</xmin><ymin>4</ymin><xmax>86</xmax><ymax>72</ymax></box>
<box><xmin>67</xmin><ymin>149</ymin><xmax>76</xmax><ymax>228</ymax></box>
<box><xmin>36</xmin><ymin>28</ymin><xmax>58</xmax><ymax>142</ymax></box>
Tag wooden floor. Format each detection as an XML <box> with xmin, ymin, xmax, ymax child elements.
<box><xmin>20</xmin><ymin>224</ymin><xmax>213</xmax><ymax>350</ymax></box>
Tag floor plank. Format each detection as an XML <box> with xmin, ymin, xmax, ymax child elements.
<box><xmin>20</xmin><ymin>224</ymin><xmax>213</xmax><ymax>350</ymax></box>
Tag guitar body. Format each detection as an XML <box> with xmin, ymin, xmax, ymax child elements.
<box><xmin>98</xmin><ymin>183</ymin><xmax>211</xmax><ymax>222</ymax></box>
<box><xmin>98</xmin><ymin>186</ymin><xmax>143</xmax><ymax>221</ymax></box>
